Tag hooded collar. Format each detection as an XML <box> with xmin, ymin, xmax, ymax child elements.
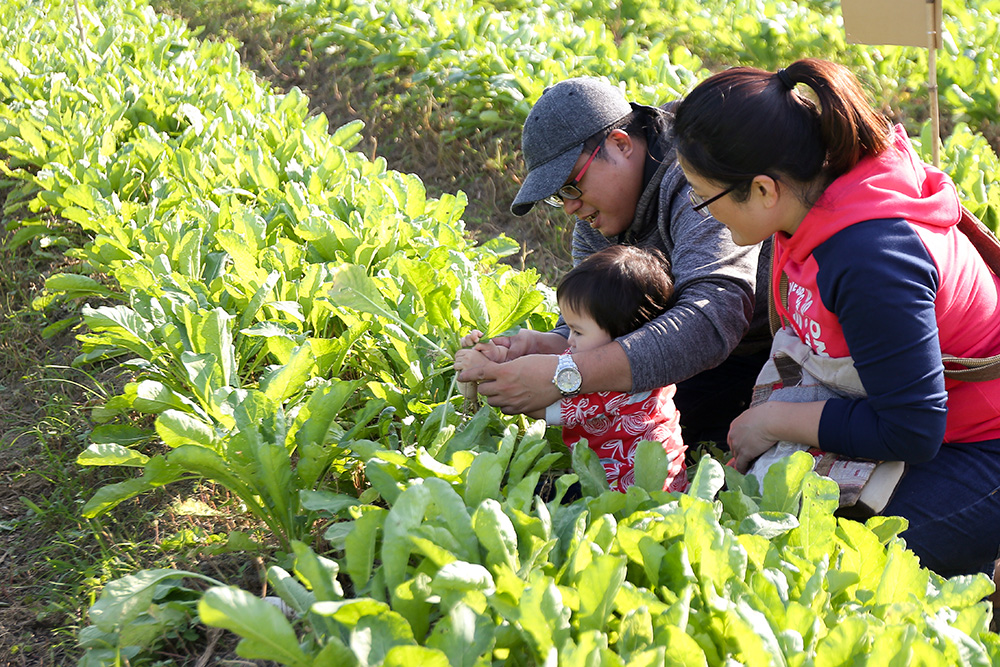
<box><xmin>772</xmin><ymin>124</ymin><xmax>961</xmax><ymax>328</ymax></box>
<box><xmin>782</xmin><ymin>124</ymin><xmax>960</xmax><ymax>263</ymax></box>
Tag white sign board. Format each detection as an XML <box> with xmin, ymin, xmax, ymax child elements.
<box><xmin>841</xmin><ymin>0</ymin><xmax>941</xmax><ymax>48</ymax></box>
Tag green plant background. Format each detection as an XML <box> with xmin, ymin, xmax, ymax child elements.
<box><xmin>1</xmin><ymin>0</ymin><xmax>999</xmax><ymax>663</ymax></box>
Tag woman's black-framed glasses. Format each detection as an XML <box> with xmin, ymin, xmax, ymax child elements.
<box><xmin>544</xmin><ymin>142</ymin><xmax>603</xmax><ymax>208</ymax></box>
<box><xmin>688</xmin><ymin>181</ymin><xmax>746</xmax><ymax>213</ymax></box>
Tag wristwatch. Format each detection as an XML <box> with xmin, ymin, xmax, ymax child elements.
<box><xmin>552</xmin><ymin>355</ymin><xmax>582</xmax><ymax>397</ymax></box>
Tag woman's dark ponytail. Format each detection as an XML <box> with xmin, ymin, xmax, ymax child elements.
<box><xmin>674</xmin><ymin>58</ymin><xmax>892</xmax><ymax>189</ymax></box>
<box><xmin>783</xmin><ymin>59</ymin><xmax>892</xmax><ymax>177</ymax></box>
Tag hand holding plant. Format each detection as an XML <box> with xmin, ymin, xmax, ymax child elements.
<box><xmin>479</xmin><ymin>328</ymin><xmax>570</xmax><ymax>361</ymax></box>
<box><xmin>458</xmin><ymin>329</ymin><xmax>486</xmax><ymax>348</ymax></box>
<box><xmin>454</xmin><ymin>346</ymin><xmax>500</xmax><ymax>401</ymax></box>
<box><xmin>469</xmin><ymin>340</ymin><xmax>511</xmax><ymax>364</ymax></box>
<box><xmin>455</xmin><ymin>341</ymin><xmax>512</xmax><ymax>384</ymax></box>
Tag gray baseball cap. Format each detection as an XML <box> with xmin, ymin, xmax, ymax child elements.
<box><xmin>510</xmin><ymin>77</ymin><xmax>633</xmax><ymax>216</ymax></box>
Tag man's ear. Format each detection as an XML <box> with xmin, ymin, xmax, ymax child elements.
<box><xmin>606</xmin><ymin>128</ymin><xmax>634</xmax><ymax>158</ymax></box>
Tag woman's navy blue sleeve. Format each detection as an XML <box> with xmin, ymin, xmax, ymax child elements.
<box><xmin>814</xmin><ymin>219</ymin><xmax>948</xmax><ymax>463</ymax></box>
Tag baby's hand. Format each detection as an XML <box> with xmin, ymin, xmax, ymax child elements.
<box><xmin>454</xmin><ymin>348</ymin><xmax>483</xmax><ymax>401</ymax></box>
<box><xmin>459</xmin><ymin>330</ymin><xmax>485</xmax><ymax>348</ymax></box>
<box><xmin>454</xmin><ymin>347</ymin><xmax>481</xmax><ymax>368</ymax></box>
<box><xmin>473</xmin><ymin>339</ymin><xmax>509</xmax><ymax>363</ymax></box>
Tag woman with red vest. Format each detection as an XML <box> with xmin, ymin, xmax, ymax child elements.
<box><xmin>673</xmin><ymin>58</ymin><xmax>1000</xmax><ymax>578</ymax></box>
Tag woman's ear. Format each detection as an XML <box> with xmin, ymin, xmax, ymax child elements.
<box><xmin>752</xmin><ymin>174</ymin><xmax>781</xmax><ymax>209</ymax></box>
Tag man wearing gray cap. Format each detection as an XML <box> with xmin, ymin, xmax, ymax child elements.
<box><xmin>458</xmin><ymin>77</ymin><xmax>771</xmax><ymax>445</ymax></box>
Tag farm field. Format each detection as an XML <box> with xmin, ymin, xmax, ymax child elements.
<box><xmin>2</xmin><ymin>0</ymin><xmax>1000</xmax><ymax>664</ymax></box>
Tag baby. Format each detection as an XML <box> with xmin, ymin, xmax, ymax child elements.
<box><xmin>457</xmin><ymin>245</ymin><xmax>687</xmax><ymax>493</ymax></box>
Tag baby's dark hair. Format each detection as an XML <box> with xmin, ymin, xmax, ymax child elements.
<box><xmin>557</xmin><ymin>245</ymin><xmax>675</xmax><ymax>340</ymax></box>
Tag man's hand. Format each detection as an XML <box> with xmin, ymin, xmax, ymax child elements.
<box><xmin>457</xmin><ymin>339</ymin><xmax>633</xmax><ymax>414</ymax></box>
<box><xmin>459</xmin><ymin>353</ymin><xmax>561</xmax><ymax>414</ymax></box>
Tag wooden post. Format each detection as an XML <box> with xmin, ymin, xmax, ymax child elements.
<box><xmin>74</xmin><ymin>0</ymin><xmax>85</xmax><ymax>46</ymax></box>
<box><xmin>927</xmin><ymin>0</ymin><xmax>940</xmax><ymax>167</ymax></box>
<box><xmin>841</xmin><ymin>0</ymin><xmax>942</xmax><ymax>165</ymax></box>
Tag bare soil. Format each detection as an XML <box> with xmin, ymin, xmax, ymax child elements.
<box><xmin>0</xmin><ymin>201</ymin><xmax>267</xmax><ymax>664</ymax></box>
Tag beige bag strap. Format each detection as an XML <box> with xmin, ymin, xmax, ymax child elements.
<box><xmin>767</xmin><ymin>237</ymin><xmax>787</xmax><ymax>337</ymax></box>
<box><xmin>767</xmin><ymin>206</ymin><xmax>1000</xmax><ymax>382</ymax></box>
<box><xmin>940</xmin><ymin>206</ymin><xmax>1000</xmax><ymax>381</ymax></box>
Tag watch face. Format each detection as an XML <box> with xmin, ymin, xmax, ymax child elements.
<box><xmin>556</xmin><ymin>368</ymin><xmax>582</xmax><ymax>394</ymax></box>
